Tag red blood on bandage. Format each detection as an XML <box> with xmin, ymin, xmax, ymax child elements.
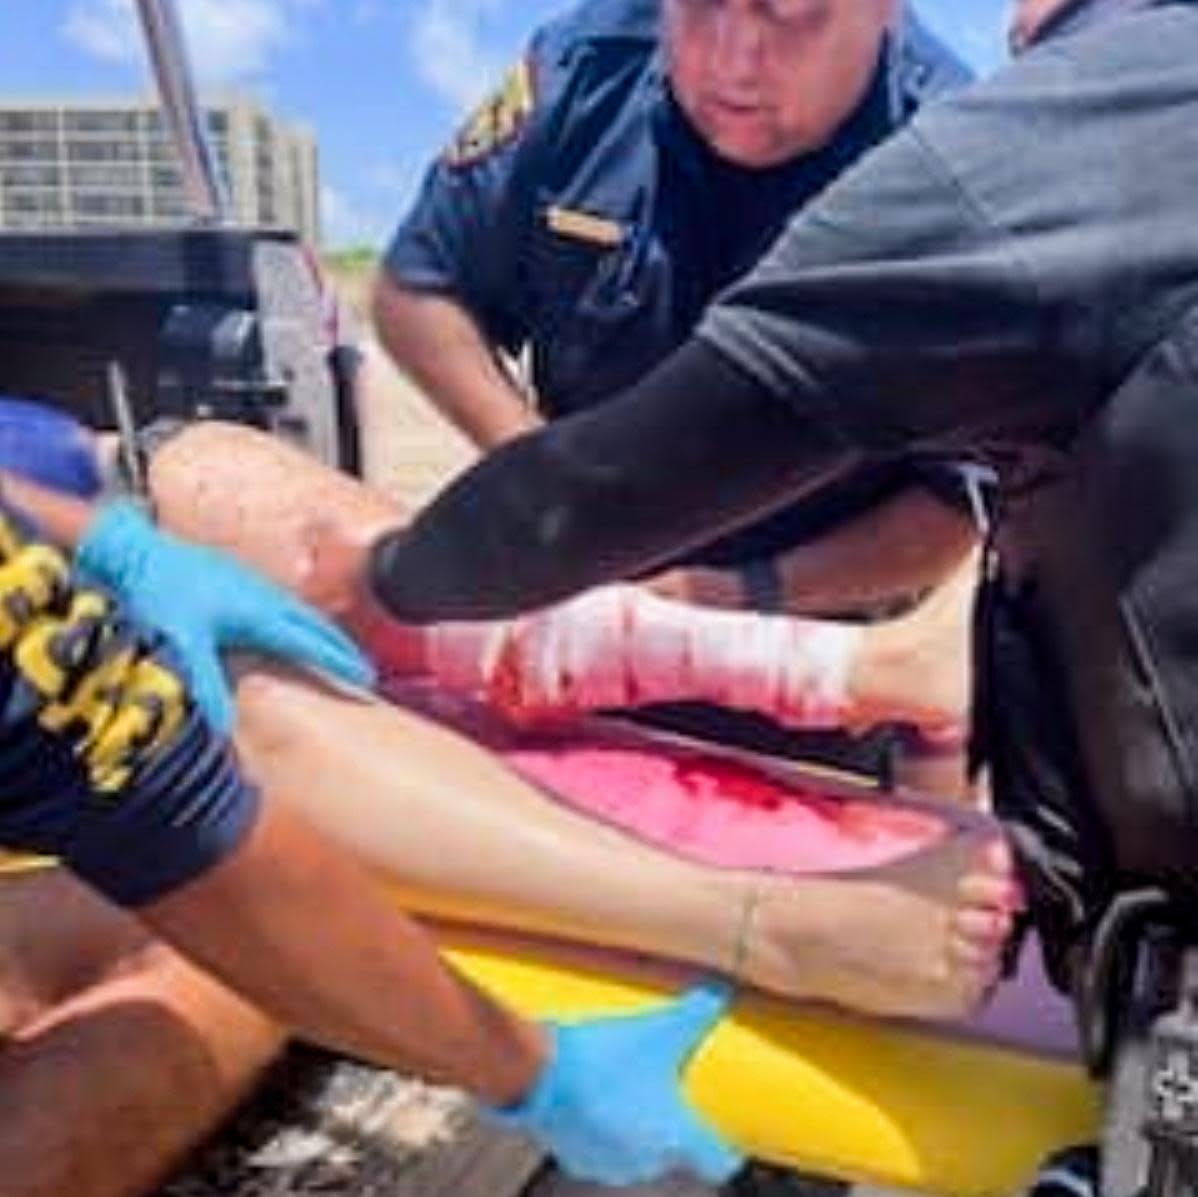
<box><xmin>400</xmin><ymin>587</ymin><xmax>877</xmax><ymax>734</ymax></box>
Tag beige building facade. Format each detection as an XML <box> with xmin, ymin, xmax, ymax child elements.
<box><xmin>0</xmin><ymin>95</ymin><xmax>320</xmax><ymax>243</ymax></box>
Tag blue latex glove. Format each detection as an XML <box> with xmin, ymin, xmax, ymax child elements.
<box><xmin>491</xmin><ymin>978</ymin><xmax>743</xmax><ymax>1187</ymax></box>
<box><xmin>77</xmin><ymin>501</ymin><xmax>375</xmax><ymax>732</ymax></box>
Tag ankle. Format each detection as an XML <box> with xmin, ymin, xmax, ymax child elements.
<box><xmin>846</xmin><ymin>623</ymin><xmax>910</xmax><ymax>727</ymax></box>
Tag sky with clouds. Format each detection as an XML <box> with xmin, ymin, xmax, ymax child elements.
<box><xmin>1</xmin><ymin>0</ymin><xmax>1010</xmax><ymax>248</ymax></box>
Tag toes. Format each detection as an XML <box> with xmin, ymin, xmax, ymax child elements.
<box><xmin>954</xmin><ymin>905</ymin><xmax>1012</xmax><ymax>943</ymax></box>
<box><xmin>948</xmin><ymin>931</ymin><xmax>1003</xmax><ymax>970</ymax></box>
<box><xmin>947</xmin><ymin>913</ymin><xmax>1006</xmax><ymax>997</ymax></box>
<box><xmin>957</xmin><ymin>837</ymin><xmax>1026</xmax><ymax>913</ymax></box>
<box><xmin>949</xmin><ymin>956</ymin><xmax>1003</xmax><ymax>1009</ymax></box>
<box><xmin>946</xmin><ymin>899</ymin><xmax>1014</xmax><ymax>1013</ymax></box>
<box><xmin>981</xmin><ymin>836</ymin><xmax>1015</xmax><ymax>877</ymax></box>
<box><xmin>950</xmin><ymin>908</ymin><xmax>1012</xmax><ymax>985</ymax></box>
<box><xmin>958</xmin><ymin>871</ymin><xmax>1025</xmax><ymax>913</ymax></box>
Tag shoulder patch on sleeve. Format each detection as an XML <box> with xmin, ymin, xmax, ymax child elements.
<box><xmin>442</xmin><ymin>56</ymin><xmax>537</xmax><ymax>169</ymax></box>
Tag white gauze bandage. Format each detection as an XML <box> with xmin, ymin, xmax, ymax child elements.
<box><xmin>623</xmin><ymin>590</ymin><xmax>862</xmax><ymax>727</ymax></box>
<box><xmin>424</xmin><ymin>585</ymin><xmax>864</xmax><ymax>729</ymax></box>
<box><xmin>424</xmin><ymin>620</ymin><xmax>508</xmax><ymax>693</ymax></box>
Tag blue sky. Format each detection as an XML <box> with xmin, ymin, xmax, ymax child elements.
<box><xmin>0</xmin><ymin>0</ymin><xmax>1009</xmax><ymax>248</ymax></box>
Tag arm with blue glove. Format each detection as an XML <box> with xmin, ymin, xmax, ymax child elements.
<box><xmin>142</xmin><ymin>765</ymin><xmax>742</xmax><ymax>1185</ymax></box>
<box><xmin>152</xmin><ymin>786</ymin><xmax>743</xmax><ymax>1182</ymax></box>
<box><xmin>0</xmin><ymin>474</ymin><xmax>373</xmax><ymax>731</ymax></box>
<box><xmin>77</xmin><ymin>501</ymin><xmax>375</xmax><ymax>730</ymax></box>
<box><xmin>492</xmin><ymin>979</ymin><xmax>743</xmax><ymax>1186</ymax></box>
<box><xmin>0</xmin><ymin>470</ymin><xmax>739</xmax><ymax>1187</ymax></box>
<box><xmin>142</xmin><ymin>771</ymin><xmax>741</xmax><ymax>1186</ymax></box>
<box><xmin>156</xmin><ymin>795</ymin><xmax>744</xmax><ymax>1186</ymax></box>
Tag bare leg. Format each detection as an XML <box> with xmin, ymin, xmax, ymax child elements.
<box><xmin>153</xmin><ymin>422</ymin><xmax>1014</xmax><ymax>1017</ymax></box>
<box><xmin>149</xmin><ymin>422</ymin><xmax>974</xmax><ymax>751</ymax></box>
<box><xmin>0</xmin><ymin>871</ymin><xmax>282</xmax><ymax>1197</ymax></box>
<box><xmin>853</xmin><ymin>556</ymin><xmax>976</xmax><ymax>741</ymax></box>
<box><xmin>863</xmin><ymin>560</ymin><xmax>979</xmax><ymax>799</ymax></box>
<box><xmin>235</xmin><ymin>665</ymin><xmax>1016</xmax><ymax>1020</ymax></box>
<box><xmin>149</xmin><ymin>423</ymin><xmax>399</xmax><ymax>597</ymax></box>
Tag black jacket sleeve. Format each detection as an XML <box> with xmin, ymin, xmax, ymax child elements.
<box><xmin>370</xmin><ymin>341</ymin><xmax>858</xmax><ymax>621</ymax></box>
<box><xmin>371</xmin><ymin>68</ymin><xmax>1113</xmax><ymax>623</ymax></box>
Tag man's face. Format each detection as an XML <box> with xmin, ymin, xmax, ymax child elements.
<box><xmin>1008</xmin><ymin>0</ymin><xmax>1075</xmax><ymax>50</ymax></box>
<box><xmin>663</xmin><ymin>0</ymin><xmax>897</xmax><ymax>168</ymax></box>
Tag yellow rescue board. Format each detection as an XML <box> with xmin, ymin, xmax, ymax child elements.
<box><xmin>3</xmin><ymin>856</ymin><xmax>1097</xmax><ymax>1192</ymax></box>
<box><xmin>438</xmin><ymin>923</ymin><xmax>1101</xmax><ymax>1197</ymax></box>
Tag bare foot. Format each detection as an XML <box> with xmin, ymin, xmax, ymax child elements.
<box><xmin>739</xmin><ymin>834</ymin><xmax>1022</xmax><ymax>1021</ymax></box>
<box><xmin>848</xmin><ymin>556</ymin><xmax>979</xmax><ymax>743</ymax></box>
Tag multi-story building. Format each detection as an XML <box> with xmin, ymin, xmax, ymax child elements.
<box><xmin>0</xmin><ymin>95</ymin><xmax>320</xmax><ymax>244</ymax></box>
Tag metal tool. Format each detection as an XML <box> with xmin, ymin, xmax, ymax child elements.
<box><xmin>106</xmin><ymin>359</ymin><xmax>148</xmax><ymax>498</ymax></box>
<box><xmin>133</xmin><ymin>0</ymin><xmax>230</xmax><ymax>224</ymax></box>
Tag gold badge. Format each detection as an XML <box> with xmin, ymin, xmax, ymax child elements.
<box><xmin>545</xmin><ymin>206</ymin><xmax>627</xmax><ymax>249</ymax></box>
<box><xmin>443</xmin><ymin>57</ymin><xmax>537</xmax><ymax>168</ymax></box>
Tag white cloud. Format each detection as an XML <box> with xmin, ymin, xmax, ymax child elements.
<box><xmin>407</xmin><ymin>0</ymin><xmax>511</xmax><ymax>115</ymax></box>
<box><xmin>63</xmin><ymin>0</ymin><xmax>319</xmax><ymax>85</ymax></box>
<box><xmin>63</xmin><ymin>0</ymin><xmax>130</xmax><ymax>63</ymax></box>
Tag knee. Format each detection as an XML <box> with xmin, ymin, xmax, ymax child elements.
<box><xmin>150</xmin><ymin>419</ymin><xmax>311</xmax><ymax>549</ymax></box>
<box><xmin>149</xmin><ymin>420</ymin><xmax>262</xmax><ymax>482</ymax></box>
<box><xmin>145</xmin><ymin>421</ymin><xmax>213</xmax><ymax>491</ymax></box>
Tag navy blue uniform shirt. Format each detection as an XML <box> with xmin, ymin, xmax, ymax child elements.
<box><xmin>0</xmin><ymin>499</ymin><xmax>258</xmax><ymax>906</ymax></box>
<box><xmin>387</xmin><ymin>0</ymin><xmax>972</xmax><ymax>570</ymax></box>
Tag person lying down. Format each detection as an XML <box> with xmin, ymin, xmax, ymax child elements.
<box><xmin>139</xmin><ymin>420</ymin><xmax>1019</xmax><ymax>1022</ymax></box>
